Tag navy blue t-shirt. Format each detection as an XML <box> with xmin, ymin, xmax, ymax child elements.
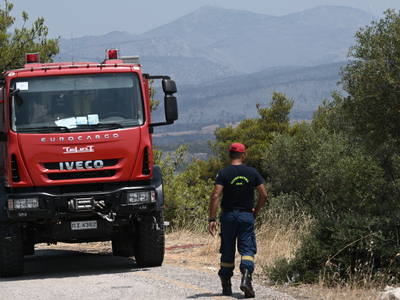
<box><xmin>214</xmin><ymin>164</ymin><xmax>264</xmax><ymax>210</ymax></box>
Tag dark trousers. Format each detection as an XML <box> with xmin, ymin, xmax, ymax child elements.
<box><xmin>218</xmin><ymin>210</ymin><xmax>257</xmax><ymax>278</ymax></box>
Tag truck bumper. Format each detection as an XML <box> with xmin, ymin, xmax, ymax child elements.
<box><xmin>5</xmin><ymin>185</ymin><xmax>160</xmax><ymax>222</ymax></box>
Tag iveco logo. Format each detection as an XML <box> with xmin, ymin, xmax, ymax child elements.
<box><xmin>41</xmin><ymin>133</ymin><xmax>119</xmax><ymax>143</ymax></box>
<box><xmin>59</xmin><ymin>160</ymin><xmax>104</xmax><ymax>171</ymax></box>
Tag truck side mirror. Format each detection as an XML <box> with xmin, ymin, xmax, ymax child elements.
<box><xmin>162</xmin><ymin>79</ymin><xmax>177</xmax><ymax>94</ymax></box>
<box><xmin>162</xmin><ymin>79</ymin><xmax>178</xmax><ymax>122</ymax></box>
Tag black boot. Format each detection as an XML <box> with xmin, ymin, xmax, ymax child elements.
<box><xmin>240</xmin><ymin>269</ymin><xmax>255</xmax><ymax>298</ymax></box>
<box><xmin>219</xmin><ymin>276</ymin><xmax>232</xmax><ymax>296</ymax></box>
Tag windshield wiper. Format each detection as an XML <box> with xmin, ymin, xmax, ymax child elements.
<box><xmin>17</xmin><ymin>126</ymin><xmax>71</xmax><ymax>133</ymax></box>
<box><xmin>74</xmin><ymin>123</ymin><xmax>123</xmax><ymax>131</ymax></box>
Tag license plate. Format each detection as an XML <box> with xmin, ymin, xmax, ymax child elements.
<box><xmin>71</xmin><ymin>220</ymin><xmax>97</xmax><ymax>230</ymax></box>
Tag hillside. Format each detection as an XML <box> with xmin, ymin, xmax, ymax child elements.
<box><xmin>152</xmin><ymin>62</ymin><xmax>344</xmax><ymax>134</ymax></box>
<box><xmin>55</xmin><ymin>5</ymin><xmax>375</xmax><ymax>142</ymax></box>
<box><xmin>143</xmin><ymin>5</ymin><xmax>373</xmax><ymax>73</ymax></box>
<box><xmin>57</xmin><ymin>5</ymin><xmax>375</xmax><ymax>84</ymax></box>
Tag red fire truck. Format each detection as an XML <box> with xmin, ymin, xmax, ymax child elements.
<box><xmin>0</xmin><ymin>49</ymin><xmax>178</xmax><ymax>277</ymax></box>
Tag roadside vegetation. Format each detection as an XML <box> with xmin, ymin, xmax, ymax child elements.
<box><xmin>157</xmin><ymin>9</ymin><xmax>400</xmax><ymax>292</ymax></box>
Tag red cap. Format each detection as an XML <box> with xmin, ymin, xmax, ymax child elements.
<box><xmin>229</xmin><ymin>143</ymin><xmax>246</xmax><ymax>153</ymax></box>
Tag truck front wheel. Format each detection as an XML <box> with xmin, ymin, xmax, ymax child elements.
<box><xmin>134</xmin><ymin>211</ymin><xmax>165</xmax><ymax>267</ymax></box>
<box><xmin>0</xmin><ymin>222</ymin><xmax>24</xmax><ymax>277</ymax></box>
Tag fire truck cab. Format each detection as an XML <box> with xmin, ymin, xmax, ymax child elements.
<box><xmin>0</xmin><ymin>50</ymin><xmax>178</xmax><ymax>277</ymax></box>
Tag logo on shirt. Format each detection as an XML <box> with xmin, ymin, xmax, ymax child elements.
<box><xmin>230</xmin><ymin>176</ymin><xmax>249</xmax><ymax>186</ymax></box>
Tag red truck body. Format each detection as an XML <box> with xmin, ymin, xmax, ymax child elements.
<box><xmin>0</xmin><ymin>50</ymin><xmax>178</xmax><ymax>277</ymax></box>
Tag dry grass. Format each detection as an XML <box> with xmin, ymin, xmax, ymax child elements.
<box><xmin>164</xmin><ymin>228</ymin><xmax>220</xmax><ymax>272</ymax></box>
<box><xmin>255</xmin><ymin>211</ymin><xmax>312</xmax><ymax>268</ymax></box>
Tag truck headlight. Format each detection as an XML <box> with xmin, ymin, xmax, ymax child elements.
<box><xmin>8</xmin><ymin>198</ymin><xmax>39</xmax><ymax>210</ymax></box>
<box><xmin>126</xmin><ymin>191</ymin><xmax>155</xmax><ymax>205</ymax></box>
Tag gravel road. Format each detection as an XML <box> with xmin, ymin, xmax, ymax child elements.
<box><xmin>0</xmin><ymin>248</ymin><xmax>297</xmax><ymax>300</ymax></box>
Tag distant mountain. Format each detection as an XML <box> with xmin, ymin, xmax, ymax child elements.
<box><xmin>143</xmin><ymin>5</ymin><xmax>373</xmax><ymax>73</ymax></box>
<box><xmin>57</xmin><ymin>5</ymin><xmax>375</xmax><ymax>84</ymax></box>
<box><xmin>151</xmin><ymin>62</ymin><xmax>345</xmax><ymax>133</ymax></box>
<box><xmin>55</xmin><ymin>5</ymin><xmax>376</xmax><ymax>132</ymax></box>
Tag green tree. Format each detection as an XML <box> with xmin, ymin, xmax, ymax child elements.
<box><xmin>340</xmin><ymin>9</ymin><xmax>400</xmax><ymax>147</ymax></box>
<box><xmin>154</xmin><ymin>145</ymin><xmax>218</xmax><ymax>229</ymax></box>
<box><xmin>0</xmin><ymin>1</ymin><xmax>59</xmax><ymax>71</ymax></box>
<box><xmin>265</xmin><ymin>123</ymin><xmax>385</xmax><ymax>218</ymax></box>
<box><xmin>149</xmin><ymin>80</ymin><xmax>160</xmax><ymax>112</ymax></box>
<box><xmin>210</xmin><ymin>91</ymin><xmax>294</xmax><ymax>176</ymax></box>
<box><xmin>337</xmin><ymin>8</ymin><xmax>400</xmax><ymax>216</ymax></box>
<box><xmin>312</xmin><ymin>90</ymin><xmax>349</xmax><ymax>133</ymax></box>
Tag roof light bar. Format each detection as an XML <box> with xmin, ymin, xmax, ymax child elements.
<box><xmin>26</xmin><ymin>53</ymin><xmax>40</xmax><ymax>64</ymax></box>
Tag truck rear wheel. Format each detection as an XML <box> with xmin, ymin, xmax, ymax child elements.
<box><xmin>134</xmin><ymin>211</ymin><xmax>165</xmax><ymax>267</ymax></box>
<box><xmin>0</xmin><ymin>222</ymin><xmax>24</xmax><ymax>277</ymax></box>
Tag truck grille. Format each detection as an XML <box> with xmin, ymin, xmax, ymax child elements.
<box><xmin>48</xmin><ymin>170</ymin><xmax>116</xmax><ymax>180</ymax></box>
<box><xmin>44</xmin><ymin>159</ymin><xmax>118</xmax><ymax>180</ymax></box>
<box><xmin>44</xmin><ymin>159</ymin><xmax>118</xmax><ymax>170</ymax></box>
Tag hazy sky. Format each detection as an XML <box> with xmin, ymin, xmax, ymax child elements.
<box><xmin>7</xmin><ymin>0</ymin><xmax>400</xmax><ymax>38</ymax></box>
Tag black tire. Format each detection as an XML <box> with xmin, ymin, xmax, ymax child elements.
<box><xmin>112</xmin><ymin>225</ymin><xmax>135</xmax><ymax>257</ymax></box>
<box><xmin>0</xmin><ymin>222</ymin><xmax>24</xmax><ymax>277</ymax></box>
<box><xmin>23</xmin><ymin>227</ymin><xmax>35</xmax><ymax>256</ymax></box>
<box><xmin>134</xmin><ymin>211</ymin><xmax>165</xmax><ymax>267</ymax></box>
<box><xmin>23</xmin><ymin>242</ymin><xmax>35</xmax><ymax>256</ymax></box>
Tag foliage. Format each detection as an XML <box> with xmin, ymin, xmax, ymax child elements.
<box><xmin>154</xmin><ymin>145</ymin><xmax>220</xmax><ymax>230</ymax></box>
<box><xmin>0</xmin><ymin>0</ymin><xmax>59</xmax><ymax>71</ymax></box>
<box><xmin>340</xmin><ymin>9</ymin><xmax>400</xmax><ymax>148</ymax></box>
<box><xmin>210</xmin><ymin>91</ymin><xmax>293</xmax><ymax>176</ymax></box>
<box><xmin>149</xmin><ymin>79</ymin><xmax>160</xmax><ymax>112</ymax></box>
<box><xmin>264</xmin><ymin>117</ymin><xmax>400</xmax><ymax>284</ymax></box>
<box><xmin>266</xmin><ymin>124</ymin><xmax>386</xmax><ymax>217</ymax></box>
<box><xmin>278</xmin><ymin>214</ymin><xmax>400</xmax><ymax>286</ymax></box>
<box><xmin>312</xmin><ymin>90</ymin><xmax>349</xmax><ymax>133</ymax></box>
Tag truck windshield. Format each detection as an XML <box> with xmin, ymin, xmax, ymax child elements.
<box><xmin>10</xmin><ymin>73</ymin><xmax>144</xmax><ymax>132</ymax></box>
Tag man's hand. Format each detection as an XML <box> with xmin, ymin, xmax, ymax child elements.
<box><xmin>209</xmin><ymin>221</ymin><xmax>218</xmax><ymax>236</ymax></box>
<box><xmin>209</xmin><ymin>184</ymin><xmax>222</xmax><ymax>236</ymax></box>
<box><xmin>253</xmin><ymin>183</ymin><xmax>268</xmax><ymax>219</ymax></box>
<box><xmin>252</xmin><ymin>208</ymin><xmax>259</xmax><ymax>219</ymax></box>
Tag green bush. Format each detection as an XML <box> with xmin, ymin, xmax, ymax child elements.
<box><xmin>266</xmin><ymin>213</ymin><xmax>400</xmax><ymax>286</ymax></box>
<box><xmin>155</xmin><ymin>145</ymin><xmax>220</xmax><ymax>231</ymax></box>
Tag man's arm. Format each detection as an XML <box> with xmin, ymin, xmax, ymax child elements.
<box><xmin>209</xmin><ymin>184</ymin><xmax>223</xmax><ymax>236</ymax></box>
<box><xmin>253</xmin><ymin>184</ymin><xmax>268</xmax><ymax>219</ymax></box>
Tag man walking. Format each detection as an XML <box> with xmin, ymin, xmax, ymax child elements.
<box><xmin>209</xmin><ymin>143</ymin><xmax>268</xmax><ymax>298</ymax></box>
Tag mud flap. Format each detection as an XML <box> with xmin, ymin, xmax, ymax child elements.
<box><xmin>151</xmin><ymin>165</ymin><xmax>164</xmax><ymax>211</ymax></box>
